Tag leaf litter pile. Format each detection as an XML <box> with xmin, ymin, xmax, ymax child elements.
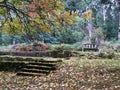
<box><xmin>0</xmin><ymin>57</ymin><xmax>120</xmax><ymax>90</ymax></box>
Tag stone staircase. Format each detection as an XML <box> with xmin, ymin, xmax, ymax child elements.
<box><xmin>0</xmin><ymin>56</ymin><xmax>62</xmax><ymax>76</ymax></box>
<box><xmin>17</xmin><ymin>60</ymin><xmax>59</xmax><ymax>76</ymax></box>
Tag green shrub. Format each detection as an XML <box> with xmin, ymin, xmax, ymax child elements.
<box><xmin>116</xmin><ymin>45</ymin><xmax>120</xmax><ymax>52</ymax></box>
<box><xmin>98</xmin><ymin>52</ymin><xmax>108</xmax><ymax>58</ymax></box>
<box><xmin>63</xmin><ymin>44</ymin><xmax>74</xmax><ymax>50</ymax></box>
<box><xmin>107</xmin><ymin>52</ymin><xmax>115</xmax><ymax>59</ymax></box>
<box><xmin>51</xmin><ymin>44</ymin><xmax>73</xmax><ymax>58</ymax></box>
<box><xmin>98</xmin><ymin>52</ymin><xmax>115</xmax><ymax>59</ymax></box>
<box><xmin>51</xmin><ymin>44</ymin><xmax>74</xmax><ymax>51</ymax></box>
<box><xmin>72</xmin><ymin>42</ymin><xmax>82</xmax><ymax>51</ymax></box>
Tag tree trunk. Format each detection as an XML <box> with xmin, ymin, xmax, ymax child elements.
<box><xmin>0</xmin><ymin>22</ymin><xmax>2</xmax><ymax>45</ymax></box>
<box><xmin>86</xmin><ymin>23</ymin><xmax>93</xmax><ymax>42</ymax></box>
<box><xmin>11</xmin><ymin>36</ymin><xmax>16</xmax><ymax>45</ymax></box>
<box><xmin>117</xmin><ymin>0</ymin><xmax>120</xmax><ymax>40</ymax></box>
<box><xmin>118</xmin><ymin>12</ymin><xmax>120</xmax><ymax>31</ymax></box>
<box><xmin>118</xmin><ymin>12</ymin><xmax>120</xmax><ymax>40</ymax></box>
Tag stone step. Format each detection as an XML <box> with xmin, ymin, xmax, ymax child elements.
<box><xmin>0</xmin><ymin>60</ymin><xmax>60</xmax><ymax>65</ymax></box>
<box><xmin>17</xmin><ymin>72</ymin><xmax>46</xmax><ymax>76</ymax></box>
<box><xmin>37</xmin><ymin>60</ymin><xmax>59</xmax><ymax>63</ymax></box>
<box><xmin>21</xmin><ymin>68</ymin><xmax>50</xmax><ymax>74</ymax></box>
<box><xmin>0</xmin><ymin>61</ymin><xmax>26</xmax><ymax>64</ymax></box>
<box><xmin>0</xmin><ymin>61</ymin><xmax>27</xmax><ymax>71</ymax></box>
<box><xmin>0</xmin><ymin>55</ymin><xmax>62</xmax><ymax>76</ymax></box>
<box><xmin>28</xmin><ymin>62</ymin><xmax>57</xmax><ymax>66</ymax></box>
<box><xmin>25</xmin><ymin>65</ymin><xmax>56</xmax><ymax>70</ymax></box>
<box><xmin>0</xmin><ymin>60</ymin><xmax>59</xmax><ymax>65</ymax></box>
<box><xmin>0</xmin><ymin>56</ymin><xmax>61</xmax><ymax>63</ymax></box>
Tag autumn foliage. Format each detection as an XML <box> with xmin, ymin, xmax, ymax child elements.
<box><xmin>82</xmin><ymin>10</ymin><xmax>94</xmax><ymax>21</ymax></box>
<box><xmin>1</xmin><ymin>0</ymin><xmax>78</xmax><ymax>34</ymax></box>
<box><xmin>33</xmin><ymin>41</ymin><xmax>48</xmax><ymax>51</ymax></box>
<box><xmin>12</xmin><ymin>42</ymin><xmax>48</xmax><ymax>52</ymax></box>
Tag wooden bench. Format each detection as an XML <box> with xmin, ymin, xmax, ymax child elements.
<box><xmin>82</xmin><ymin>43</ymin><xmax>99</xmax><ymax>51</ymax></box>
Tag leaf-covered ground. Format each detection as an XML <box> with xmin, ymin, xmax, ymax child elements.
<box><xmin>0</xmin><ymin>57</ymin><xmax>120</xmax><ymax>90</ymax></box>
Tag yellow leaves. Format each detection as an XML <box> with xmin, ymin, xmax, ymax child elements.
<box><xmin>2</xmin><ymin>24</ymin><xmax>9</xmax><ymax>32</ymax></box>
<box><xmin>82</xmin><ymin>9</ymin><xmax>94</xmax><ymax>21</ymax></box>
<box><xmin>13</xmin><ymin>0</ymin><xmax>20</xmax><ymax>5</ymax></box>
<box><xmin>14</xmin><ymin>18</ymin><xmax>23</xmax><ymax>29</ymax></box>
<box><xmin>53</xmin><ymin>21</ymin><xmax>59</xmax><ymax>25</ymax></box>
<box><xmin>46</xmin><ymin>0</ymin><xmax>56</xmax><ymax>9</ymax></box>
<box><xmin>39</xmin><ymin>0</ymin><xmax>64</xmax><ymax>19</ymax></box>
<box><xmin>73</xmin><ymin>12</ymin><xmax>78</xmax><ymax>17</ymax></box>
<box><xmin>28</xmin><ymin>29</ymin><xmax>36</xmax><ymax>35</ymax></box>
<box><xmin>0</xmin><ymin>8</ymin><xmax>6</xmax><ymax>15</ymax></box>
<box><xmin>2</xmin><ymin>25</ymin><xmax>14</xmax><ymax>35</ymax></box>
<box><xmin>29</xmin><ymin>0</ymin><xmax>77</xmax><ymax>32</ymax></box>
<box><xmin>2</xmin><ymin>18</ymin><xmax>24</xmax><ymax>35</ymax></box>
<box><xmin>51</xmin><ymin>11</ymin><xmax>78</xmax><ymax>32</ymax></box>
<box><xmin>0</xmin><ymin>0</ymin><xmax>3</xmax><ymax>2</ymax></box>
<box><xmin>82</xmin><ymin>10</ymin><xmax>92</xmax><ymax>19</ymax></box>
<box><xmin>43</xmin><ymin>0</ymin><xmax>64</xmax><ymax>11</ymax></box>
<box><xmin>62</xmin><ymin>11</ymin><xmax>70</xmax><ymax>18</ymax></box>
<box><xmin>67</xmin><ymin>20</ymin><xmax>73</xmax><ymax>25</ymax></box>
<box><xmin>34</xmin><ymin>16</ymin><xmax>44</xmax><ymax>25</ymax></box>
<box><xmin>32</xmin><ymin>15</ymin><xmax>52</xmax><ymax>32</ymax></box>
<box><xmin>40</xmin><ymin>25</ymin><xmax>52</xmax><ymax>32</ymax></box>
<box><xmin>61</xmin><ymin>11</ymin><xmax>78</xmax><ymax>25</ymax></box>
<box><xmin>30</xmin><ymin>21</ymin><xmax>35</xmax><ymax>26</ymax></box>
<box><xmin>56</xmin><ymin>1</ymin><xmax>64</xmax><ymax>11</ymax></box>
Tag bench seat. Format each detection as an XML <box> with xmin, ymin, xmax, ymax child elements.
<box><xmin>82</xmin><ymin>43</ymin><xmax>99</xmax><ymax>51</ymax></box>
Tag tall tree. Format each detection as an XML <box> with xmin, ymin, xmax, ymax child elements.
<box><xmin>0</xmin><ymin>0</ymin><xmax>77</xmax><ymax>34</ymax></box>
<box><xmin>63</xmin><ymin>0</ymin><xmax>119</xmax><ymax>40</ymax></box>
<box><xmin>117</xmin><ymin>0</ymin><xmax>120</xmax><ymax>40</ymax></box>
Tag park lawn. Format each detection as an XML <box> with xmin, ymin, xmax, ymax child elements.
<box><xmin>0</xmin><ymin>57</ymin><xmax>120</xmax><ymax>89</ymax></box>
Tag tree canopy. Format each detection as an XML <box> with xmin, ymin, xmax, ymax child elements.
<box><xmin>0</xmin><ymin>0</ymin><xmax>119</xmax><ymax>44</ymax></box>
<box><xmin>0</xmin><ymin>0</ymin><xmax>78</xmax><ymax>35</ymax></box>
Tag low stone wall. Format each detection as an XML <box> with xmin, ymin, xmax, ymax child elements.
<box><xmin>0</xmin><ymin>51</ymin><xmax>118</xmax><ymax>59</ymax></box>
<box><xmin>0</xmin><ymin>51</ymin><xmax>53</xmax><ymax>57</ymax></box>
<box><xmin>0</xmin><ymin>50</ymin><xmax>72</xmax><ymax>58</ymax></box>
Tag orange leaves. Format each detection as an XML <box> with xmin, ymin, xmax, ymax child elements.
<box><xmin>28</xmin><ymin>0</ymin><xmax>64</xmax><ymax>32</ymax></box>
<box><xmin>28</xmin><ymin>0</ymin><xmax>39</xmax><ymax>18</ymax></box>
<box><xmin>28</xmin><ymin>0</ymin><xmax>77</xmax><ymax>32</ymax></box>
<box><xmin>82</xmin><ymin>10</ymin><xmax>94</xmax><ymax>21</ymax></box>
<box><xmin>28</xmin><ymin>12</ymin><xmax>37</xmax><ymax>18</ymax></box>
<box><xmin>39</xmin><ymin>0</ymin><xmax>54</xmax><ymax>14</ymax></box>
<box><xmin>12</xmin><ymin>42</ymin><xmax>48</xmax><ymax>51</ymax></box>
<box><xmin>29</xmin><ymin>0</ymin><xmax>39</xmax><ymax>10</ymax></box>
